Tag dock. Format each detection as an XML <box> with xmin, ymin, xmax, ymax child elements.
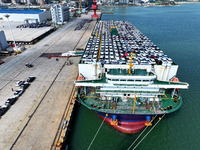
<box><xmin>0</xmin><ymin>12</ymin><xmax>99</xmax><ymax>150</ymax></box>
<box><xmin>102</xmin><ymin>11</ymin><xmax>113</xmax><ymax>14</ymax></box>
<box><xmin>101</xmin><ymin>9</ymin><xmax>114</xmax><ymax>14</ymax></box>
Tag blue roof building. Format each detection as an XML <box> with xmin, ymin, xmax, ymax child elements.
<box><xmin>0</xmin><ymin>9</ymin><xmax>51</xmax><ymax>22</ymax></box>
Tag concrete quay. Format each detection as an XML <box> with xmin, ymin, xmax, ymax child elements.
<box><xmin>0</xmin><ymin>12</ymin><xmax>97</xmax><ymax>150</ymax></box>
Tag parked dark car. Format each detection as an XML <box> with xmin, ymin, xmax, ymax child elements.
<box><xmin>25</xmin><ymin>63</ymin><xmax>33</xmax><ymax>68</ymax></box>
<box><xmin>5</xmin><ymin>97</ymin><xmax>16</xmax><ymax>106</ymax></box>
<box><xmin>0</xmin><ymin>105</ymin><xmax>9</xmax><ymax>116</ymax></box>
<box><xmin>20</xmin><ymin>82</ymin><xmax>30</xmax><ymax>90</ymax></box>
<box><xmin>10</xmin><ymin>95</ymin><xmax>19</xmax><ymax>101</ymax></box>
<box><xmin>7</xmin><ymin>95</ymin><xmax>19</xmax><ymax>103</ymax></box>
<box><xmin>5</xmin><ymin>100</ymin><xmax>11</xmax><ymax>107</ymax></box>
<box><xmin>14</xmin><ymin>89</ymin><xmax>24</xmax><ymax>97</ymax></box>
<box><xmin>27</xmin><ymin>76</ymin><xmax>36</xmax><ymax>82</ymax></box>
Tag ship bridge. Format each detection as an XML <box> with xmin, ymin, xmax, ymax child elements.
<box><xmin>106</xmin><ymin>68</ymin><xmax>156</xmax><ymax>85</ymax></box>
<box><xmin>75</xmin><ymin>74</ymin><xmax>189</xmax><ymax>90</ymax></box>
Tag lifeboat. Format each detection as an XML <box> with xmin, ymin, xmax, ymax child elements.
<box><xmin>77</xmin><ymin>75</ymin><xmax>84</xmax><ymax>88</ymax></box>
<box><xmin>171</xmin><ymin>77</ymin><xmax>180</xmax><ymax>90</ymax></box>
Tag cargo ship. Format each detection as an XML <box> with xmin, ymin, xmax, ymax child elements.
<box><xmin>74</xmin><ymin>21</ymin><xmax>189</xmax><ymax>133</ymax></box>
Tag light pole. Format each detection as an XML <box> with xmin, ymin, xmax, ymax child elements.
<box><xmin>4</xmin><ymin>14</ymin><xmax>17</xmax><ymax>50</ymax></box>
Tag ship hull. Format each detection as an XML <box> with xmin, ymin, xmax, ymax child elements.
<box><xmin>96</xmin><ymin>111</ymin><xmax>153</xmax><ymax>133</ymax></box>
<box><xmin>77</xmin><ymin>89</ymin><xmax>183</xmax><ymax>134</ymax></box>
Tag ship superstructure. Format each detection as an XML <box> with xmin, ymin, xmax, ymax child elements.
<box><xmin>75</xmin><ymin>21</ymin><xmax>189</xmax><ymax>133</ymax></box>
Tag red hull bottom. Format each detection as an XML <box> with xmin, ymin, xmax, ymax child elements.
<box><xmin>97</xmin><ymin>114</ymin><xmax>146</xmax><ymax>133</ymax></box>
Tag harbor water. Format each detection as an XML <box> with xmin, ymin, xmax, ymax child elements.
<box><xmin>69</xmin><ymin>4</ymin><xmax>200</xmax><ymax>150</ymax></box>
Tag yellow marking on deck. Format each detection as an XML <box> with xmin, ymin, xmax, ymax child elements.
<box><xmin>132</xmin><ymin>93</ymin><xmax>137</xmax><ymax>114</ymax></box>
<box><xmin>95</xmin><ymin>31</ymin><xmax>97</xmax><ymax>37</ymax></box>
<box><xmin>3</xmin><ymin>83</ymin><xmax>50</xmax><ymax>150</ymax></box>
<box><xmin>128</xmin><ymin>53</ymin><xmax>134</xmax><ymax>74</ymax></box>
<box><xmin>97</xmin><ymin>23</ymin><xmax>103</xmax><ymax>61</ymax></box>
<box><xmin>91</xmin><ymin>92</ymin><xmax>95</xmax><ymax>94</ymax></box>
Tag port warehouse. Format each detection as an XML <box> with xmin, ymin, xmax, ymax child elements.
<box><xmin>0</xmin><ymin>9</ymin><xmax>51</xmax><ymax>22</ymax></box>
<box><xmin>5</xmin><ymin>27</ymin><xmax>56</xmax><ymax>45</ymax></box>
<box><xmin>0</xmin><ymin>9</ymin><xmax>54</xmax><ymax>45</ymax></box>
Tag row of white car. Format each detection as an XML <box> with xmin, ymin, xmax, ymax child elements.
<box><xmin>0</xmin><ymin>76</ymin><xmax>36</xmax><ymax>117</ymax></box>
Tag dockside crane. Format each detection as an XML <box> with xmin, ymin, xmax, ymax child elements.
<box><xmin>91</xmin><ymin>0</ymin><xmax>98</xmax><ymax>20</ymax></box>
<box><xmin>79</xmin><ymin>0</ymin><xmax>82</xmax><ymax>12</ymax></box>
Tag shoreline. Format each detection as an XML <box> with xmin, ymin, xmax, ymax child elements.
<box><xmin>99</xmin><ymin>2</ymin><xmax>200</xmax><ymax>8</ymax></box>
<box><xmin>99</xmin><ymin>4</ymin><xmax>177</xmax><ymax>8</ymax></box>
<box><xmin>177</xmin><ymin>2</ymin><xmax>200</xmax><ymax>4</ymax></box>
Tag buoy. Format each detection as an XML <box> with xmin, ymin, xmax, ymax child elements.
<box><xmin>111</xmin><ymin>119</ymin><xmax>118</xmax><ymax>126</ymax></box>
<box><xmin>145</xmin><ymin>120</ymin><xmax>152</xmax><ymax>126</ymax></box>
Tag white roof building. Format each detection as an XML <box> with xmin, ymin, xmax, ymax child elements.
<box><xmin>51</xmin><ymin>5</ymin><xmax>70</xmax><ymax>25</ymax></box>
<box><xmin>0</xmin><ymin>9</ymin><xmax>51</xmax><ymax>22</ymax></box>
<box><xmin>119</xmin><ymin>0</ymin><xmax>129</xmax><ymax>4</ymax></box>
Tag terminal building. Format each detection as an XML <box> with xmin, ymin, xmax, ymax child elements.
<box><xmin>0</xmin><ymin>9</ymin><xmax>51</xmax><ymax>23</ymax></box>
<box><xmin>6</xmin><ymin>0</ymin><xmax>42</xmax><ymax>5</ymax></box>
<box><xmin>0</xmin><ymin>31</ymin><xmax>8</xmax><ymax>51</ymax></box>
<box><xmin>0</xmin><ymin>4</ymin><xmax>8</xmax><ymax>9</ymax></box>
<box><xmin>119</xmin><ymin>0</ymin><xmax>129</xmax><ymax>4</ymax></box>
<box><xmin>51</xmin><ymin>5</ymin><xmax>70</xmax><ymax>25</ymax></box>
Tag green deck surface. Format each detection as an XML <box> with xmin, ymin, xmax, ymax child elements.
<box><xmin>108</xmin><ymin>69</ymin><xmax>156</xmax><ymax>76</ymax></box>
<box><xmin>78</xmin><ymin>87</ymin><xmax>182</xmax><ymax>115</ymax></box>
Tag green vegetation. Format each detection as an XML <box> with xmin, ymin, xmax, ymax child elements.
<box><xmin>154</xmin><ymin>1</ymin><xmax>178</xmax><ymax>6</ymax></box>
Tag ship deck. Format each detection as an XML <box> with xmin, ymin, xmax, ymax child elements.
<box><xmin>78</xmin><ymin>87</ymin><xmax>182</xmax><ymax>115</ymax></box>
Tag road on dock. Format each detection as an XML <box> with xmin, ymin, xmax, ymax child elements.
<box><xmin>0</xmin><ymin>13</ymin><xmax>96</xmax><ymax>150</ymax></box>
